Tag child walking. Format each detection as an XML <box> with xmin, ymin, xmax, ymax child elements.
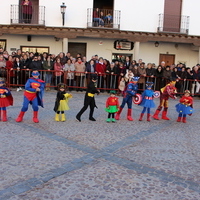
<box><xmin>176</xmin><ymin>90</ymin><xmax>193</xmax><ymax>123</ymax></box>
<box><xmin>0</xmin><ymin>77</ymin><xmax>13</xmax><ymax>122</ymax></box>
<box><xmin>139</xmin><ymin>82</ymin><xmax>155</xmax><ymax>121</ymax></box>
<box><xmin>105</xmin><ymin>90</ymin><xmax>119</xmax><ymax>122</ymax></box>
<box><xmin>54</xmin><ymin>83</ymin><xmax>72</xmax><ymax>122</ymax></box>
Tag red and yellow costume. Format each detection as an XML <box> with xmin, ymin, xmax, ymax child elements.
<box><xmin>153</xmin><ymin>81</ymin><xmax>177</xmax><ymax>120</ymax></box>
<box><xmin>176</xmin><ymin>91</ymin><xmax>193</xmax><ymax>123</ymax></box>
<box><xmin>0</xmin><ymin>86</ymin><xmax>13</xmax><ymax>122</ymax></box>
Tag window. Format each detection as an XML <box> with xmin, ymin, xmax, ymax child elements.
<box><xmin>21</xmin><ymin>46</ymin><xmax>49</xmax><ymax>54</ymax></box>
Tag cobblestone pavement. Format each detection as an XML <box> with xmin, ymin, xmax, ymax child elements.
<box><xmin>1</xmin><ymin>90</ymin><xmax>200</xmax><ymax>200</ymax></box>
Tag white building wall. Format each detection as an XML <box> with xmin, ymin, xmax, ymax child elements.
<box><xmin>114</xmin><ymin>0</ymin><xmax>165</xmax><ymax>32</ymax></box>
<box><xmin>181</xmin><ymin>0</ymin><xmax>200</xmax><ymax>36</ymax></box>
<box><xmin>0</xmin><ymin>0</ymin><xmax>200</xmax><ymax>36</ymax></box>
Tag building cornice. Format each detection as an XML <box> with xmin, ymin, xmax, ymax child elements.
<box><xmin>0</xmin><ymin>25</ymin><xmax>200</xmax><ymax>46</ymax></box>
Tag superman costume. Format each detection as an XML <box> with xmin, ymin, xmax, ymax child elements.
<box><xmin>0</xmin><ymin>85</ymin><xmax>13</xmax><ymax>122</ymax></box>
<box><xmin>16</xmin><ymin>71</ymin><xmax>45</xmax><ymax>123</ymax></box>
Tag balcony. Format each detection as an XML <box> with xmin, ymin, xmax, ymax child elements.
<box><xmin>87</xmin><ymin>8</ymin><xmax>121</xmax><ymax>29</ymax></box>
<box><xmin>158</xmin><ymin>14</ymin><xmax>189</xmax><ymax>34</ymax></box>
<box><xmin>10</xmin><ymin>5</ymin><xmax>45</xmax><ymax>25</ymax></box>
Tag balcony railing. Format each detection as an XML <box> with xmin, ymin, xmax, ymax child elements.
<box><xmin>10</xmin><ymin>5</ymin><xmax>45</xmax><ymax>25</ymax></box>
<box><xmin>158</xmin><ymin>14</ymin><xmax>189</xmax><ymax>34</ymax></box>
<box><xmin>87</xmin><ymin>8</ymin><xmax>121</xmax><ymax>29</ymax></box>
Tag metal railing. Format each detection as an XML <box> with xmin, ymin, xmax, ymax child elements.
<box><xmin>87</xmin><ymin>8</ymin><xmax>121</xmax><ymax>29</ymax></box>
<box><xmin>10</xmin><ymin>4</ymin><xmax>45</xmax><ymax>25</ymax></box>
<box><xmin>158</xmin><ymin>14</ymin><xmax>189</xmax><ymax>34</ymax></box>
<box><xmin>1</xmin><ymin>68</ymin><xmax>199</xmax><ymax>96</ymax></box>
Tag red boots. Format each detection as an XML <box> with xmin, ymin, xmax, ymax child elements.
<box><xmin>16</xmin><ymin>111</ymin><xmax>25</xmax><ymax>122</ymax></box>
<box><xmin>162</xmin><ymin>110</ymin><xmax>170</xmax><ymax>120</ymax></box>
<box><xmin>115</xmin><ymin>108</ymin><xmax>133</xmax><ymax>121</ymax></box>
<box><xmin>127</xmin><ymin>109</ymin><xmax>133</xmax><ymax>121</ymax></box>
<box><xmin>115</xmin><ymin>107</ymin><xmax>123</xmax><ymax>120</ymax></box>
<box><xmin>152</xmin><ymin>109</ymin><xmax>160</xmax><ymax>120</ymax></box>
<box><xmin>139</xmin><ymin>113</ymin><xmax>144</xmax><ymax>121</ymax></box>
<box><xmin>0</xmin><ymin>110</ymin><xmax>8</xmax><ymax>122</ymax></box>
<box><xmin>33</xmin><ymin>111</ymin><xmax>39</xmax><ymax>123</ymax></box>
<box><xmin>177</xmin><ymin>117</ymin><xmax>181</xmax><ymax>122</ymax></box>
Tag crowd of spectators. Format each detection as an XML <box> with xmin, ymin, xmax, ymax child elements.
<box><xmin>0</xmin><ymin>47</ymin><xmax>200</xmax><ymax>96</ymax></box>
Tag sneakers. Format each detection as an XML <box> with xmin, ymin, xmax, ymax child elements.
<box><xmin>16</xmin><ymin>87</ymin><xmax>23</xmax><ymax>92</ymax></box>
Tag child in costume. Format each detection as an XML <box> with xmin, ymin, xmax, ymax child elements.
<box><xmin>105</xmin><ymin>90</ymin><xmax>120</xmax><ymax>122</ymax></box>
<box><xmin>115</xmin><ymin>76</ymin><xmax>140</xmax><ymax>121</ymax></box>
<box><xmin>139</xmin><ymin>82</ymin><xmax>155</xmax><ymax>121</ymax></box>
<box><xmin>76</xmin><ymin>74</ymin><xmax>100</xmax><ymax>122</ymax></box>
<box><xmin>0</xmin><ymin>77</ymin><xmax>13</xmax><ymax>122</ymax></box>
<box><xmin>16</xmin><ymin>70</ymin><xmax>45</xmax><ymax>123</ymax></box>
<box><xmin>152</xmin><ymin>79</ymin><xmax>177</xmax><ymax>120</ymax></box>
<box><xmin>54</xmin><ymin>83</ymin><xmax>72</xmax><ymax>122</ymax></box>
<box><xmin>176</xmin><ymin>90</ymin><xmax>193</xmax><ymax>123</ymax></box>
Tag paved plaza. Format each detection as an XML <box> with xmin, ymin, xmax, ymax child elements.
<box><xmin>0</xmin><ymin>90</ymin><xmax>200</xmax><ymax>200</ymax></box>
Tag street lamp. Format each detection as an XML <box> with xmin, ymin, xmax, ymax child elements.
<box><xmin>60</xmin><ymin>2</ymin><xmax>67</xmax><ymax>26</ymax></box>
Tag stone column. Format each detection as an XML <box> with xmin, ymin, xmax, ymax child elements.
<box><xmin>62</xmin><ymin>38</ymin><xmax>68</xmax><ymax>53</ymax></box>
<box><xmin>134</xmin><ymin>41</ymin><xmax>140</xmax><ymax>61</ymax></box>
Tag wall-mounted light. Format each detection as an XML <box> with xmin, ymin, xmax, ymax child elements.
<box><xmin>155</xmin><ymin>41</ymin><xmax>159</xmax><ymax>47</ymax></box>
<box><xmin>60</xmin><ymin>2</ymin><xmax>67</xmax><ymax>26</ymax></box>
<box><xmin>54</xmin><ymin>37</ymin><xmax>60</xmax><ymax>41</ymax></box>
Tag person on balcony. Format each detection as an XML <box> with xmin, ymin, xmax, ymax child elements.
<box><xmin>93</xmin><ymin>8</ymin><xmax>104</xmax><ymax>27</ymax></box>
<box><xmin>21</xmin><ymin>0</ymin><xmax>33</xmax><ymax>24</ymax></box>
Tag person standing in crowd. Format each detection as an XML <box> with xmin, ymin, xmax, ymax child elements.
<box><xmin>0</xmin><ymin>77</ymin><xmax>13</xmax><ymax>122</ymax></box>
<box><xmin>21</xmin><ymin>0</ymin><xmax>33</xmax><ymax>23</ymax></box>
<box><xmin>13</xmin><ymin>56</ymin><xmax>23</xmax><ymax>91</ymax></box>
<box><xmin>85</xmin><ymin>59</ymin><xmax>96</xmax><ymax>87</ymax></box>
<box><xmin>54</xmin><ymin>83</ymin><xmax>72</xmax><ymax>122</ymax></box>
<box><xmin>154</xmin><ymin>65</ymin><xmax>164</xmax><ymax>91</ymax></box>
<box><xmin>76</xmin><ymin>74</ymin><xmax>100</xmax><ymax>122</ymax></box>
<box><xmin>6</xmin><ymin>55</ymin><xmax>14</xmax><ymax>85</ymax></box>
<box><xmin>54</xmin><ymin>57</ymin><xmax>64</xmax><ymax>86</ymax></box>
<box><xmin>176</xmin><ymin>90</ymin><xmax>193</xmax><ymax>123</ymax></box>
<box><xmin>106</xmin><ymin>61</ymin><xmax>118</xmax><ymax>91</ymax></box>
<box><xmin>138</xmin><ymin>82</ymin><xmax>155</xmax><ymax>122</ymax></box>
<box><xmin>63</xmin><ymin>59</ymin><xmax>75</xmax><ymax>91</ymax></box>
<box><xmin>43</xmin><ymin>55</ymin><xmax>54</xmax><ymax>91</ymax></box>
<box><xmin>29</xmin><ymin>55</ymin><xmax>42</xmax><ymax>70</ymax></box>
<box><xmin>191</xmin><ymin>65</ymin><xmax>200</xmax><ymax>96</ymax></box>
<box><xmin>146</xmin><ymin>63</ymin><xmax>155</xmax><ymax>82</ymax></box>
<box><xmin>163</xmin><ymin>65</ymin><xmax>172</xmax><ymax>85</ymax></box>
<box><xmin>115</xmin><ymin>77</ymin><xmax>140</xmax><ymax>121</ymax></box>
<box><xmin>124</xmin><ymin>56</ymin><xmax>131</xmax><ymax>69</ymax></box>
<box><xmin>74</xmin><ymin>57</ymin><xmax>85</xmax><ymax>91</ymax></box>
<box><xmin>16</xmin><ymin>70</ymin><xmax>45</xmax><ymax>123</ymax></box>
<box><xmin>105</xmin><ymin>90</ymin><xmax>120</xmax><ymax>123</ymax></box>
<box><xmin>96</xmin><ymin>57</ymin><xmax>106</xmax><ymax>92</ymax></box>
<box><xmin>137</xmin><ymin>62</ymin><xmax>146</xmax><ymax>93</ymax></box>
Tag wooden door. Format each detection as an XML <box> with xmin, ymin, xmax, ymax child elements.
<box><xmin>163</xmin><ymin>0</ymin><xmax>182</xmax><ymax>32</ymax></box>
<box><xmin>159</xmin><ymin>54</ymin><xmax>175</xmax><ymax>66</ymax></box>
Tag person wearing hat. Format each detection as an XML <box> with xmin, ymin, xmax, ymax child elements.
<box><xmin>115</xmin><ymin>76</ymin><xmax>140</xmax><ymax>121</ymax></box>
<box><xmin>138</xmin><ymin>82</ymin><xmax>155</xmax><ymax>121</ymax></box>
<box><xmin>105</xmin><ymin>90</ymin><xmax>120</xmax><ymax>122</ymax></box>
<box><xmin>16</xmin><ymin>70</ymin><xmax>45</xmax><ymax>123</ymax></box>
<box><xmin>54</xmin><ymin>83</ymin><xmax>72</xmax><ymax>122</ymax></box>
<box><xmin>152</xmin><ymin>79</ymin><xmax>177</xmax><ymax>120</ymax></box>
<box><xmin>76</xmin><ymin>74</ymin><xmax>100</xmax><ymax>122</ymax></box>
<box><xmin>0</xmin><ymin>77</ymin><xmax>13</xmax><ymax>122</ymax></box>
<box><xmin>175</xmin><ymin>90</ymin><xmax>194</xmax><ymax>123</ymax></box>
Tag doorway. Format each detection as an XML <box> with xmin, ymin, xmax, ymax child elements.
<box><xmin>93</xmin><ymin>0</ymin><xmax>113</xmax><ymax>9</ymax></box>
<box><xmin>159</xmin><ymin>54</ymin><xmax>175</xmax><ymax>66</ymax></box>
<box><xmin>68</xmin><ymin>43</ymin><xmax>87</xmax><ymax>58</ymax></box>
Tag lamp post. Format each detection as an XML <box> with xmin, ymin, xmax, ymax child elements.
<box><xmin>60</xmin><ymin>2</ymin><xmax>67</xmax><ymax>26</ymax></box>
